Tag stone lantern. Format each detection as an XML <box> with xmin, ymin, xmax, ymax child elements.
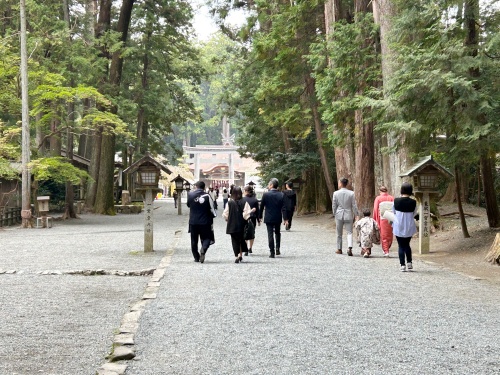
<box><xmin>36</xmin><ymin>196</ymin><xmax>52</xmax><ymax>228</ymax></box>
<box><xmin>400</xmin><ymin>155</ymin><xmax>453</xmax><ymax>254</ymax></box>
<box><xmin>172</xmin><ymin>174</ymin><xmax>190</xmax><ymax>215</ymax></box>
<box><xmin>124</xmin><ymin>152</ymin><xmax>171</xmax><ymax>252</ymax></box>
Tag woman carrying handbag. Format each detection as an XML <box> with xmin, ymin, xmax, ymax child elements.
<box><xmin>223</xmin><ymin>186</ymin><xmax>255</xmax><ymax>263</ymax></box>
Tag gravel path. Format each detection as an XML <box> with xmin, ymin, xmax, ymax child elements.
<box><xmin>0</xmin><ymin>199</ymin><xmax>185</xmax><ymax>374</ymax></box>
<box><xmin>127</xmin><ymin>208</ymin><xmax>500</xmax><ymax>375</ymax></box>
<box><xmin>1</xmin><ymin>199</ymin><xmax>499</xmax><ymax>374</ymax></box>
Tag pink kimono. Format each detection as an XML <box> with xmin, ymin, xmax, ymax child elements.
<box><xmin>373</xmin><ymin>192</ymin><xmax>394</xmax><ymax>255</ymax></box>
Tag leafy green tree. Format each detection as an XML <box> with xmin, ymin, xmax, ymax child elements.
<box><xmin>383</xmin><ymin>0</ymin><xmax>500</xmax><ymax>229</ymax></box>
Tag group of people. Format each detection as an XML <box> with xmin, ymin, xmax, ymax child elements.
<box><xmin>332</xmin><ymin>178</ymin><xmax>418</xmax><ymax>272</ymax></box>
<box><xmin>187</xmin><ymin>176</ymin><xmax>417</xmax><ymax>272</ymax></box>
<box><xmin>186</xmin><ymin>179</ymin><xmax>297</xmax><ymax>264</ymax></box>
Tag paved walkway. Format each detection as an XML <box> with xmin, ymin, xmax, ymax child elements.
<box><xmin>1</xmin><ymin>199</ymin><xmax>499</xmax><ymax>374</ymax></box>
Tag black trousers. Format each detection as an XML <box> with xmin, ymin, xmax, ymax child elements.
<box><xmin>190</xmin><ymin>224</ymin><xmax>212</xmax><ymax>261</ymax></box>
<box><xmin>285</xmin><ymin>210</ymin><xmax>294</xmax><ymax>229</ymax></box>
<box><xmin>230</xmin><ymin>232</ymin><xmax>248</xmax><ymax>257</ymax></box>
<box><xmin>266</xmin><ymin>223</ymin><xmax>281</xmax><ymax>254</ymax></box>
<box><xmin>396</xmin><ymin>236</ymin><xmax>412</xmax><ymax>266</ymax></box>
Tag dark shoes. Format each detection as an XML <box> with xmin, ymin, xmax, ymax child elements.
<box><xmin>269</xmin><ymin>253</ymin><xmax>275</xmax><ymax>258</ymax></box>
<box><xmin>200</xmin><ymin>249</ymin><xmax>206</xmax><ymax>263</ymax></box>
<box><xmin>347</xmin><ymin>248</ymin><xmax>353</xmax><ymax>256</ymax></box>
<box><xmin>248</xmin><ymin>248</ymin><xmax>252</xmax><ymax>253</ymax></box>
<box><xmin>276</xmin><ymin>249</ymin><xmax>281</xmax><ymax>256</ymax></box>
<box><xmin>244</xmin><ymin>252</ymin><xmax>248</xmax><ymax>256</ymax></box>
<box><xmin>235</xmin><ymin>257</ymin><xmax>240</xmax><ymax>263</ymax></box>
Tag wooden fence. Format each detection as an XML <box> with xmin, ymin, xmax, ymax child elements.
<box><xmin>0</xmin><ymin>207</ymin><xmax>21</xmax><ymax>227</ymax></box>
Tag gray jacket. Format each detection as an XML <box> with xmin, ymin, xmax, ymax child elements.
<box><xmin>332</xmin><ymin>188</ymin><xmax>358</xmax><ymax>221</ymax></box>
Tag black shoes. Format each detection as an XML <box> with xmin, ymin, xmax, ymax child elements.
<box><xmin>248</xmin><ymin>248</ymin><xmax>252</xmax><ymax>253</ymax></box>
<box><xmin>269</xmin><ymin>253</ymin><xmax>275</xmax><ymax>258</ymax></box>
<box><xmin>347</xmin><ymin>247</ymin><xmax>353</xmax><ymax>256</ymax></box>
<box><xmin>276</xmin><ymin>249</ymin><xmax>281</xmax><ymax>256</ymax></box>
<box><xmin>200</xmin><ymin>249</ymin><xmax>206</xmax><ymax>263</ymax></box>
<box><xmin>244</xmin><ymin>252</ymin><xmax>248</xmax><ymax>256</ymax></box>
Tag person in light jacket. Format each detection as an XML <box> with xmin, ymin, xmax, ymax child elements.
<box><xmin>392</xmin><ymin>182</ymin><xmax>418</xmax><ymax>272</ymax></box>
<box><xmin>223</xmin><ymin>186</ymin><xmax>255</xmax><ymax>263</ymax></box>
<box><xmin>332</xmin><ymin>178</ymin><xmax>359</xmax><ymax>256</ymax></box>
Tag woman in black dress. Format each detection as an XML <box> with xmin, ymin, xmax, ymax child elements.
<box><xmin>223</xmin><ymin>186</ymin><xmax>255</xmax><ymax>263</ymax></box>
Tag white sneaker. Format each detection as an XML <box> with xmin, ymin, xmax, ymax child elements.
<box><xmin>407</xmin><ymin>262</ymin><xmax>413</xmax><ymax>270</ymax></box>
<box><xmin>400</xmin><ymin>265</ymin><xmax>407</xmax><ymax>272</ymax></box>
<box><xmin>383</xmin><ymin>253</ymin><xmax>390</xmax><ymax>258</ymax></box>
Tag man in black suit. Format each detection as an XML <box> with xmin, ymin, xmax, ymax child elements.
<box><xmin>259</xmin><ymin>178</ymin><xmax>288</xmax><ymax>258</ymax></box>
<box><xmin>187</xmin><ymin>181</ymin><xmax>216</xmax><ymax>263</ymax></box>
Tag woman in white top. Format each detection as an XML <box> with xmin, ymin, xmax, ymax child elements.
<box><xmin>392</xmin><ymin>183</ymin><xmax>418</xmax><ymax>272</ymax></box>
<box><xmin>222</xmin><ymin>188</ymin><xmax>229</xmax><ymax>209</ymax></box>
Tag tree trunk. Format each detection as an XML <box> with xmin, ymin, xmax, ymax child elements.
<box><xmin>464</xmin><ymin>0</ymin><xmax>500</xmax><ymax>228</ymax></box>
<box><xmin>324</xmin><ymin>0</ymin><xmax>355</xmax><ymax>193</ymax></box>
<box><xmin>62</xmin><ymin>0</ymin><xmax>76</xmax><ymax>220</ymax></box>
<box><xmin>305</xmin><ymin>76</ymin><xmax>335</xmax><ymax>198</ymax></box>
<box><xmin>136</xmin><ymin>5</ymin><xmax>153</xmax><ymax>155</ymax></box>
<box><xmin>455</xmin><ymin>165</ymin><xmax>470</xmax><ymax>238</ymax></box>
<box><xmin>86</xmin><ymin>0</ymin><xmax>112</xmax><ymax>211</ymax></box>
<box><xmin>352</xmin><ymin>0</ymin><xmax>376</xmax><ymax>211</ymax></box>
<box><xmin>373</xmin><ymin>0</ymin><xmax>409</xmax><ymax>196</ymax></box>
<box><xmin>94</xmin><ymin>0</ymin><xmax>135</xmax><ymax>215</ymax></box>
<box><xmin>85</xmin><ymin>125</ymin><xmax>102</xmax><ymax>209</ymax></box>
<box><xmin>63</xmin><ymin>103</ymin><xmax>77</xmax><ymax>219</ymax></box>
<box><xmin>49</xmin><ymin>118</ymin><xmax>62</xmax><ymax>156</ymax></box>
<box><xmin>354</xmin><ymin>110</ymin><xmax>376</xmax><ymax>211</ymax></box>
<box><xmin>485</xmin><ymin>233</ymin><xmax>500</xmax><ymax>265</ymax></box>
<box><xmin>480</xmin><ymin>152</ymin><xmax>500</xmax><ymax>228</ymax></box>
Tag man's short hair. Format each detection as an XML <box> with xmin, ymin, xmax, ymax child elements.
<box><xmin>339</xmin><ymin>178</ymin><xmax>348</xmax><ymax>187</ymax></box>
<box><xmin>286</xmin><ymin>181</ymin><xmax>293</xmax><ymax>189</ymax></box>
<box><xmin>195</xmin><ymin>181</ymin><xmax>205</xmax><ymax>190</ymax></box>
<box><xmin>269</xmin><ymin>178</ymin><xmax>279</xmax><ymax>189</ymax></box>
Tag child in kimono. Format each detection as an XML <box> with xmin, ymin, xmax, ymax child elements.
<box><xmin>355</xmin><ymin>209</ymin><xmax>380</xmax><ymax>258</ymax></box>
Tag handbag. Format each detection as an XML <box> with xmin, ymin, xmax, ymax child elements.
<box><xmin>244</xmin><ymin>219</ymin><xmax>255</xmax><ymax>240</ymax></box>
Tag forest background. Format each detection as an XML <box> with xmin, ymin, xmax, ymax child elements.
<box><xmin>0</xmin><ymin>0</ymin><xmax>499</xmax><ymax>231</ymax></box>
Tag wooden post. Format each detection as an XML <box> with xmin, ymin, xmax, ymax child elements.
<box><xmin>177</xmin><ymin>189</ymin><xmax>182</xmax><ymax>215</ymax></box>
<box><xmin>20</xmin><ymin>0</ymin><xmax>32</xmax><ymax>228</ymax></box>
<box><xmin>418</xmin><ymin>191</ymin><xmax>431</xmax><ymax>254</ymax></box>
<box><xmin>144</xmin><ymin>189</ymin><xmax>154</xmax><ymax>253</ymax></box>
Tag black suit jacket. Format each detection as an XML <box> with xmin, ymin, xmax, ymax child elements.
<box><xmin>187</xmin><ymin>189</ymin><xmax>214</xmax><ymax>226</ymax></box>
<box><xmin>259</xmin><ymin>189</ymin><xmax>287</xmax><ymax>224</ymax></box>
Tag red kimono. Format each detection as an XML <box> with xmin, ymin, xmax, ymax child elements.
<box><xmin>373</xmin><ymin>192</ymin><xmax>395</xmax><ymax>254</ymax></box>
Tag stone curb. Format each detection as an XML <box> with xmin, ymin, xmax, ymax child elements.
<box><xmin>97</xmin><ymin>230</ymin><xmax>182</xmax><ymax>373</ymax></box>
<box><xmin>1</xmin><ymin>269</ymin><xmax>156</xmax><ymax>276</ymax></box>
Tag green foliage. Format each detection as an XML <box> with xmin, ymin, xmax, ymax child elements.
<box><xmin>0</xmin><ymin>121</ymin><xmax>21</xmax><ymax>161</ymax></box>
<box><xmin>310</xmin><ymin>12</ymin><xmax>382</xmax><ymax>147</ymax></box>
<box><xmin>29</xmin><ymin>157</ymin><xmax>90</xmax><ymax>185</ymax></box>
<box><xmin>383</xmin><ymin>0</ymin><xmax>500</xmax><ymax>167</ymax></box>
<box><xmin>121</xmin><ymin>0</ymin><xmax>204</xmax><ymax>156</ymax></box>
